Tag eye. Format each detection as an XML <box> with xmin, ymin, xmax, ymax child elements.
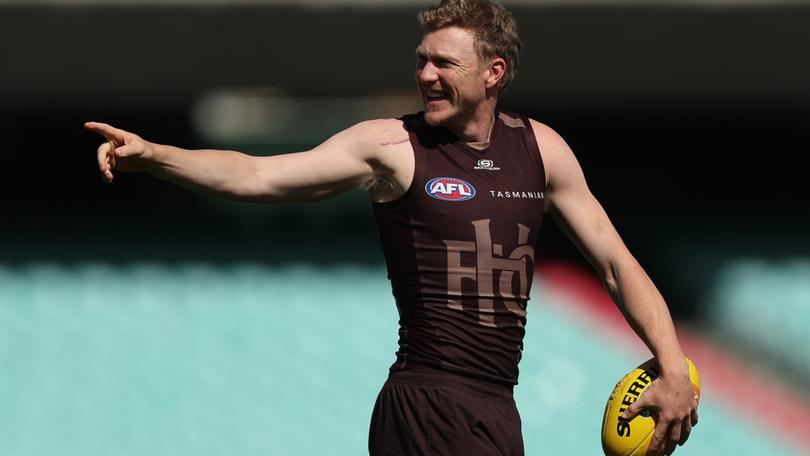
<box><xmin>415</xmin><ymin>55</ymin><xmax>427</xmax><ymax>69</ymax></box>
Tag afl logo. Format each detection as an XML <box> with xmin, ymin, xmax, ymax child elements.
<box><xmin>425</xmin><ymin>177</ymin><xmax>476</xmax><ymax>201</ymax></box>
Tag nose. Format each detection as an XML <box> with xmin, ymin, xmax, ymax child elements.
<box><xmin>416</xmin><ymin>61</ymin><xmax>439</xmax><ymax>84</ymax></box>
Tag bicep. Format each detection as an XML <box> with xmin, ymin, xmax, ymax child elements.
<box><xmin>252</xmin><ymin>123</ymin><xmax>379</xmax><ymax>202</ymax></box>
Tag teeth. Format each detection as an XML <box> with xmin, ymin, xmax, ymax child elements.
<box><xmin>427</xmin><ymin>91</ymin><xmax>445</xmax><ymax>97</ymax></box>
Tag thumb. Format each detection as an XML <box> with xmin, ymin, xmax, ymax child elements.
<box><xmin>114</xmin><ymin>144</ymin><xmax>138</xmax><ymax>157</ymax></box>
<box><xmin>622</xmin><ymin>397</ymin><xmax>650</xmax><ymax>420</ymax></box>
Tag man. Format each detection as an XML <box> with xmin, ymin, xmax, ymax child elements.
<box><xmin>87</xmin><ymin>0</ymin><xmax>698</xmax><ymax>454</ymax></box>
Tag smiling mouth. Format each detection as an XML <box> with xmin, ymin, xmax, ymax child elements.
<box><xmin>424</xmin><ymin>90</ymin><xmax>449</xmax><ymax>103</ymax></box>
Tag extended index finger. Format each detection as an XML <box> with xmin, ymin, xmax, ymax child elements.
<box><xmin>84</xmin><ymin>121</ymin><xmax>126</xmax><ymax>143</ymax></box>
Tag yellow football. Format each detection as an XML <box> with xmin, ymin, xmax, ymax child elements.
<box><xmin>601</xmin><ymin>357</ymin><xmax>700</xmax><ymax>456</ymax></box>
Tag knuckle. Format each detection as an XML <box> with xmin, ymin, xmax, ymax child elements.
<box><xmin>625</xmin><ymin>403</ymin><xmax>637</xmax><ymax>413</ymax></box>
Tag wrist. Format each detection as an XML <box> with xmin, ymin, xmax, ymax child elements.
<box><xmin>145</xmin><ymin>142</ymin><xmax>172</xmax><ymax>172</ymax></box>
<box><xmin>147</xmin><ymin>141</ymin><xmax>166</xmax><ymax>161</ymax></box>
<box><xmin>657</xmin><ymin>353</ymin><xmax>688</xmax><ymax>377</ymax></box>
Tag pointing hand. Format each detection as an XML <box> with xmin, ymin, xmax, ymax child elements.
<box><xmin>85</xmin><ymin>121</ymin><xmax>155</xmax><ymax>183</ymax></box>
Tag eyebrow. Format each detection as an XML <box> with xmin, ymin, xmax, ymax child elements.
<box><xmin>414</xmin><ymin>47</ymin><xmax>459</xmax><ymax>64</ymax></box>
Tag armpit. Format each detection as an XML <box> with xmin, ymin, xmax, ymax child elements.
<box><xmin>361</xmin><ymin>172</ymin><xmax>401</xmax><ymax>194</ymax></box>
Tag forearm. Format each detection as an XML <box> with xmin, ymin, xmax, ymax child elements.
<box><xmin>149</xmin><ymin>143</ymin><xmax>264</xmax><ymax>201</ymax></box>
<box><xmin>604</xmin><ymin>255</ymin><xmax>687</xmax><ymax>376</ymax></box>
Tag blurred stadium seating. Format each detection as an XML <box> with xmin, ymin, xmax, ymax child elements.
<box><xmin>0</xmin><ymin>262</ymin><xmax>805</xmax><ymax>455</ymax></box>
<box><xmin>708</xmin><ymin>259</ymin><xmax>810</xmax><ymax>381</ymax></box>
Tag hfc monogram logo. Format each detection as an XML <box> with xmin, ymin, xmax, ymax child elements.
<box><xmin>442</xmin><ymin>219</ymin><xmax>534</xmax><ymax>328</ymax></box>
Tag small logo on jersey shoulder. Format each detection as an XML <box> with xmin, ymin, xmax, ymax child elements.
<box><xmin>425</xmin><ymin>177</ymin><xmax>476</xmax><ymax>201</ymax></box>
<box><xmin>474</xmin><ymin>159</ymin><xmax>501</xmax><ymax>171</ymax></box>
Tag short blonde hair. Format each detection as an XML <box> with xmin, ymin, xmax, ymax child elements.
<box><xmin>418</xmin><ymin>0</ymin><xmax>522</xmax><ymax>92</ymax></box>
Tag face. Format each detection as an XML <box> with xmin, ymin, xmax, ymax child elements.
<box><xmin>415</xmin><ymin>27</ymin><xmax>491</xmax><ymax>129</ymax></box>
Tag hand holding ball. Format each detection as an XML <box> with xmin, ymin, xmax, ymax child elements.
<box><xmin>601</xmin><ymin>358</ymin><xmax>700</xmax><ymax>456</ymax></box>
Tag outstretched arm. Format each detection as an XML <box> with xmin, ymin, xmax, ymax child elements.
<box><xmin>86</xmin><ymin>119</ymin><xmax>400</xmax><ymax>203</ymax></box>
<box><xmin>530</xmin><ymin>119</ymin><xmax>698</xmax><ymax>456</ymax></box>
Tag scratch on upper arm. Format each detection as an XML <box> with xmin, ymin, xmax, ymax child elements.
<box><xmin>380</xmin><ymin>137</ymin><xmax>409</xmax><ymax>146</ymax></box>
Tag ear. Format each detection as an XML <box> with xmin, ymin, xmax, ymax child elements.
<box><xmin>484</xmin><ymin>57</ymin><xmax>507</xmax><ymax>90</ymax></box>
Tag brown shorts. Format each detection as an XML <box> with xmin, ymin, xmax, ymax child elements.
<box><xmin>368</xmin><ymin>367</ymin><xmax>524</xmax><ymax>456</ymax></box>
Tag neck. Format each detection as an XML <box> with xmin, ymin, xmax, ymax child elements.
<box><xmin>445</xmin><ymin>99</ymin><xmax>498</xmax><ymax>143</ymax></box>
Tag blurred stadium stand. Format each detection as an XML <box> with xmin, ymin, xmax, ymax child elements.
<box><xmin>1</xmin><ymin>0</ymin><xmax>809</xmax><ymax>454</ymax></box>
<box><xmin>0</xmin><ymin>263</ymin><xmax>806</xmax><ymax>455</ymax></box>
<box><xmin>708</xmin><ymin>259</ymin><xmax>810</xmax><ymax>381</ymax></box>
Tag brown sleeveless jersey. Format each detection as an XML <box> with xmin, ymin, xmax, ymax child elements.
<box><xmin>373</xmin><ymin>111</ymin><xmax>547</xmax><ymax>386</ymax></box>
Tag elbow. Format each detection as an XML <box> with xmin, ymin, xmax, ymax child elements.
<box><xmin>599</xmin><ymin>252</ymin><xmax>638</xmax><ymax>298</ymax></box>
<box><xmin>599</xmin><ymin>253</ymin><xmax>643</xmax><ymax>299</ymax></box>
<box><xmin>213</xmin><ymin>178</ymin><xmax>284</xmax><ymax>203</ymax></box>
<box><xmin>228</xmin><ymin>161</ymin><xmax>285</xmax><ymax>203</ymax></box>
<box><xmin>601</xmin><ymin>261</ymin><xmax>621</xmax><ymax>297</ymax></box>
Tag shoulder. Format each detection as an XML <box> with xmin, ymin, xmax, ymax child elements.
<box><xmin>338</xmin><ymin>118</ymin><xmax>409</xmax><ymax>151</ymax></box>
<box><xmin>527</xmin><ymin>118</ymin><xmax>571</xmax><ymax>154</ymax></box>
<box><xmin>353</xmin><ymin>117</ymin><xmax>408</xmax><ymax>135</ymax></box>
<box><xmin>525</xmin><ymin>118</ymin><xmax>583</xmax><ymax>191</ymax></box>
<box><xmin>344</xmin><ymin>117</ymin><xmax>414</xmax><ymax>166</ymax></box>
<box><xmin>314</xmin><ymin>117</ymin><xmax>409</xmax><ymax>162</ymax></box>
